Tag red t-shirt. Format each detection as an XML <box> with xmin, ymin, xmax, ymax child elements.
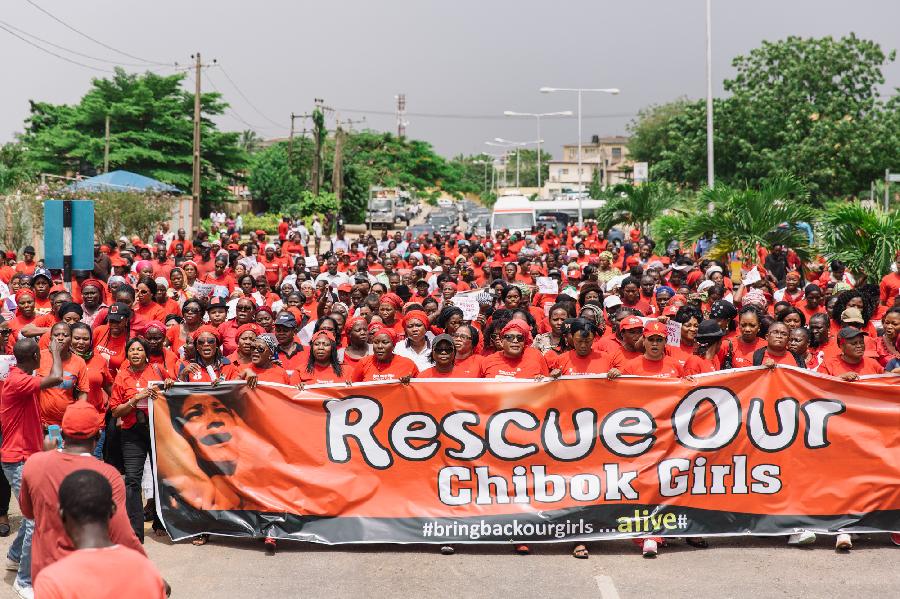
<box><xmin>225</xmin><ymin>363</ymin><xmax>295</xmax><ymax>385</ymax></box>
<box><xmin>37</xmin><ymin>351</ymin><xmax>89</xmax><ymax>427</ymax></box>
<box><xmin>34</xmin><ymin>545</ymin><xmax>165</xmax><ymax>599</ymax></box>
<box><xmin>480</xmin><ymin>347</ymin><xmax>549</xmax><ymax>379</ymax></box>
<box><xmin>822</xmin><ymin>355</ymin><xmax>884</xmax><ymax>377</ymax></box>
<box><xmin>350</xmin><ymin>355</ymin><xmax>419</xmax><ymax>381</ymax></box>
<box><xmin>451</xmin><ymin>354</ymin><xmax>484</xmax><ymax>377</ymax></box>
<box><xmin>296</xmin><ymin>362</ymin><xmax>349</xmax><ymax>384</ymax></box>
<box><xmin>756</xmin><ymin>350</ymin><xmax>799</xmax><ymax>366</ymax></box>
<box><xmin>879</xmin><ymin>272</ymin><xmax>900</xmax><ymax>305</ymax></box>
<box><xmin>0</xmin><ymin>366</ymin><xmax>43</xmax><ymax>462</ymax></box>
<box><xmin>606</xmin><ymin>344</ymin><xmax>644</xmax><ymax>369</ymax></box>
<box><xmin>109</xmin><ymin>364</ymin><xmax>171</xmax><ymax>429</ymax></box>
<box><xmin>557</xmin><ymin>349</ymin><xmax>613</xmax><ymax>375</ymax></box>
<box><xmin>729</xmin><ymin>336</ymin><xmax>766</xmax><ymax>368</ymax></box>
<box><xmin>92</xmin><ymin>325</ymin><xmax>128</xmax><ymax>376</ymax></box>
<box><xmin>416</xmin><ymin>366</ymin><xmax>456</xmax><ymax>378</ymax></box>
<box><xmin>20</xmin><ymin>450</ymin><xmax>146</xmax><ymax>581</ymax></box>
<box><xmin>133</xmin><ymin>301</ymin><xmax>167</xmax><ymax>324</ymax></box>
<box><xmin>682</xmin><ymin>354</ymin><xmax>722</xmax><ymax>375</ymax></box>
<box><xmin>621</xmin><ymin>355</ymin><xmax>684</xmax><ymax>378</ymax></box>
<box><xmin>82</xmin><ymin>354</ymin><xmax>114</xmax><ymax>415</ymax></box>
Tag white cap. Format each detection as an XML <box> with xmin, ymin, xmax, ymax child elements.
<box><xmin>604</xmin><ymin>295</ymin><xmax>623</xmax><ymax>309</ymax></box>
<box><xmin>154</xmin><ymin>277</ymin><xmax>168</xmax><ymax>288</ymax></box>
<box><xmin>697</xmin><ymin>279</ymin><xmax>715</xmax><ymax>293</ymax></box>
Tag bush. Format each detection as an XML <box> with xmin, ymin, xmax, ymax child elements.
<box><xmin>242</xmin><ymin>212</ymin><xmax>282</xmax><ymax>234</ymax></box>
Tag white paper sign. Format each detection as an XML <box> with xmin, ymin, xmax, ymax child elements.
<box><xmin>666</xmin><ymin>320</ymin><xmax>682</xmax><ymax>347</ymax></box>
<box><xmin>453</xmin><ymin>295</ymin><xmax>480</xmax><ymax>321</ymax></box>
<box><xmin>0</xmin><ymin>355</ymin><xmax>16</xmax><ymax>380</ymax></box>
<box><xmin>190</xmin><ymin>283</ymin><xmax>215</xmax><ymax>298</ymax></box>
<box><xmin>536</xmin><ymin>277</ymin><xmax>559</xmax><ymax>295</ymax></box>
<box><xmin>304</xmin><ymin>256</ymin><xmax>319</xmax><ymax>268</ymax></box>
<box><xmin>742</xmin><ymin>268</ymin><xmax>761</xmax><ymax>286</ymax></box>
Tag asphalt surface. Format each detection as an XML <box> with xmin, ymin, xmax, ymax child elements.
<box><xmin>0</xmin><ymin>512</ymin><xmax>896</xmax><ymax>598</ymax></box>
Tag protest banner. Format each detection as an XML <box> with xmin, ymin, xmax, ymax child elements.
<box><xmin>151</xmin><ymin>367</ymin><xmax>900</xmax><ymax>543</ymax></box>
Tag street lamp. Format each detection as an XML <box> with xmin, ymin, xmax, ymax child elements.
<box><xmin>487</xmin><ymin>139</ymin><xmax>543</xmax><ymax>189</ymax></box>
<box><xmin>540</xmin><ymin>86</ymin><xmax>620</xmax><ymax>224</ymax></box>
<box><xmin>503</xmin><ymin>110</ymin><xmax>572</xmax><ymax>190</ymax></box>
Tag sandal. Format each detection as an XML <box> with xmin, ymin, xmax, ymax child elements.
<box><xmin>685</xmin><ymin>537</ymin><xmax>708</xmax><ymax>548</ymax></box>
<box><xmin>572</xmin><ymin>544</ymin><xmax>589</xmax><ymax>559</ymax></box>
<box><xmin>515</xmin><ymin>544</ymin><xmax>530</xmax><ymax>555</ymax></box>
<box><xmin>264</xmin><ymin>536</ymin><xmax>277</xmax><ymax>555</ymax></box>
<box><xmin>191</xmin><ymin>534</ymin><xmax>209</xmax><ymax>546</ymax></box>
<box><xmin>0</xmin><ymin>522</ymin><xmax>10</xmax><ymax>537</ymax></box>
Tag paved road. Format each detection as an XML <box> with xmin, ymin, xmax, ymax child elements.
<box><xmin>0</xmin><ymin>513</ymin><xmax>896</xmax><ymax>598</ymax></box>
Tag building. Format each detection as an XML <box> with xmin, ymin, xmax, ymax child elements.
<box><xmin>546</xmin><ymin>135</ymin><xmax>632</xmax><ymax>196</ymax></box>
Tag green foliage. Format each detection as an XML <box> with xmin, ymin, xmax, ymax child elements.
<box><xmin>502</xmin><ymin>149</ymin><xmax>552</xmax><ymax>188</ymax></box>
<box><xmin>247</xmin><ymin>142</ymin><xmax>305</xmax><ymax>212</ymax></box>
<box><xmin>241</xmin><ymin>212</ymin><xmax>282</xmax><ymax>234</ymax></box>
<box><xmin>819</xmin><ymin>202</ymin><xmax>900</xmax><ymax>281</ymax></box>
<box><xmin>0</xmin><ymin>141</ymin><xmax>34</xmax><ymax>193</ymax></box>
<box><xmin>284</xmin><ymin>191</ymin><xmax>338</xmax><ymax>218</ymax></box>
<box><xmin>597</xmin><ymin>182</ymin><xmax>685</xmax><ymax>233</ymax></box>
<box><xmin>651</xmin><ymin>214</ymin><xmax>689</xmax><ymax>250</ymax></box>
<box><xmin>47</xmin><ymin>189</ymin><xmax>176</xmax><ymax>242</ymax></box>
<box><xmin>628</xmin><ymin>35</ymin><xmax>899</xmax><ymax>198</ymax></box>
<box><xmin>19</xmin><ymin>68</ymin><xmax>247</xmax><ymax>202</ymax></box>
<box><xmin>680</xmin><ymin>177</ymin><xmax>817</xmax><ymax>261</ymax></box>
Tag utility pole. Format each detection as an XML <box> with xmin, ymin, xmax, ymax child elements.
<box><xmin>331</xmin><ymin>115</ymin><xmax>365</xmax><ymax>211</ymax></box>
<box><xmin>287</xmin><ymin>112</ymin><xmax>313</xmax><ymax>175</ymax></box>
<box><xmin>396</xmin><ymin>93</ymin><xmax>407</xmax><ymax>138</ymax></box>
<box><xmin>191</xmin><ymin>52</ymin><xmax>202</xmax><ymax>230</ymax></box>
<box><xmin>310</xmin><ymin>99</ymin><xmax>334</xmax><ymax>196</ymax></box>
<box><xmin>705</xmin><ymin>0</ymin><xmax>715</xmax><ymax>188</ymax></box>
<box><xmin>103</xmin><ymin>114</ymin><xmax>110</xmax><ymax>173</ymax></box>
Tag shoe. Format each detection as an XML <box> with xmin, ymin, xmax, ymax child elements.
<box><xmin>6</xmin><ymin>558</ymin><xmax>19</xmax><ymax>571</ymax></box>
<box><xmin>515</xmin><ymin>544</ymin><xmax>530</xmax><ymax>555</ymax></box>
<box><xmin>788</xmin><ymin>531</ymin><xmax>817</xmax><ymax>545</ymax></box>
<box><xmin>642</xmin><ymin>539</ymin><xmax>658</xmax><ymax>558</ymax></box>
<box><xmin>13</xmin><ymin>580</ymin><xmax>33</xmax><ymax>599</ymax></box>
<box><xmin>835</xmin><ymin>533</ymin><xmax>852</xmax><ymax>551</ymax></box>
<box><xmin>891</xmin><ymin>533</ymin><xmax>900</xmax><ymax>546</ymax></box>
<box><xmin>440</xmin><ymin>545</ymin><xmax>455</xmax><ymax>555</ymax></box>
<box><xmin>264</xmin><ymin>536</ymin><xmax>276</xmax><ymax>556</ymax></box>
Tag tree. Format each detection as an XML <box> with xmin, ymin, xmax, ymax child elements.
<box><xmin>19</xmin><ymin>68</ymin><xmax>247</xmax><ymax>202</ymax></box>
<box><xmin>819</xmin><ymin>202</ymin><xmax>900</xmax><ymax>282</ymax></box>
<box><xmin>627</xmin><ymin>35</ymin><xmax>899</xmax><ymax>198</ymax></box>
<box><xmin>680</xmin><ymin>177</ymin><xmax>817</xmax><ymax>261</ymax></box>
<box><xmin>247</xmin><ymin>142</ymin><xmax>306</xmax><ymax>212</ymax></box>
<box><xmin>597</xmin><ymin>182</ymin><xmax>685</xmax><ymax>234</ymax></box>
<box><xmin>239</xmin><ymin>130</ymin><xmax>262</xmax><ymax>154</ymax></box>
<box><xmin>0</xmin><ymin>141</ymin><xmax>33</xmax><ymax>194</ymax></box>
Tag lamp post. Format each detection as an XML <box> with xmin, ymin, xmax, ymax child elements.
<box><xmin>503</xmin><ymin>110</ymin><xmax>572</xmax><ymax>190</ymax></box>
<box><xmin>487</xmin><ymin>139</ymin><xmax>543</xmax><ymax>189</ymax></box>
<box><xmin>705</xmin><ymin>0</ymin><xmax>715</xmax><ymax>188</ymax></box>
<box><xmin>539</xmin><ymin>87</ymin><xmax>620</xmax><ymax>225</ymax></box>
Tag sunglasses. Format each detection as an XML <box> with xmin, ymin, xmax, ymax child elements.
<box><xmin>503</xmin><ymin>334</ymin><xmax>525</xmax><ymax>343</ymax></box>
<box><xmin>195</xmin><ymin>338</ymin><xmax>218</xmax><ymax>346</ymax></box>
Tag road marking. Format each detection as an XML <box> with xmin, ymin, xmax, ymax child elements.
<box><xmin>595</xmin><ymin>575</ymin><xmax>622</xmax><ymax>599</ymax></box>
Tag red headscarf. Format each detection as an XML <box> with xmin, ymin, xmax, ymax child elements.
<box><xmin>235</xmin><ymin>323</ymin><xmax>263</xmax><ymax>339</ymax></box>
<box><xmin>191</xmin><ymin>325</ymin><xmax>221</xmax><ymax>343</ymax></box>
<box><xmin>311</xmin><ymin>330</ymin><xmax>336</xmax><ymax>344</ymax></box>
<box><xmin>500</xmin><ymin>318</ymin><xmax>533</xmax><ymax>346</ymax></box>
<box><xmin>370</xmin><ymin>326</ymin><xmax>397</xmax><ymax>344</ymax></box>
<box><xmin>379</xmin><ymin>292</ymin><xmax>404</xmax><ymax>309</ymax></box>
<box><xmin>402</xmin><ymin>310</ymin><xmax>430</xmax><ymax>329</ymax></box>
<box><xmin>15</xmin><ymin>288</ymin><xmax>35</xmax><ymax>303</ymax></box>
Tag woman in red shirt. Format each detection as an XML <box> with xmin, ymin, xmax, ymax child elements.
<box><xmin>92</xmin><ymin>302</ymin><xmax>132</xmax><ymax>376</ymax></box>
<box><xmin>683</xmin><ymin>319</ymin><xmax>729</xmax><ymax>375</ymax></box>
<box><xmin>450</xmin><ymin>324</ymin><xmax>483</xmax><ymax>376</ymax></box>
<box><xmin>822</xmin><ymin>328</ymin><xmax>885</xmax><ymax>380</ymax></box>
<box><xmin>227</xmin><ymin>333</ymin><xmax>293</xmax><ymax>385</ymax></box>
<box><xmin>556</xmin><ymin>318</ymin><xmax>611</xmax><ymax>375</ymax></box>
<box><xmin>203</xmin><ymin>254</ymin><xmax>236</xmax><ymax>294</ymax></box>
<box><xmin>8</xmin><ymin>288</ymin><xmax>36</xmax><ymax>342</ymax></box>
<box><xmin>417</xmin><ymin>334</ymin><xmax>457</xmax><ymax>378</ymax></box>
<box><xmin>729</xmin><ymin>306</ymin><xmax>766</xmax><ymax>368</ymax></box>
<box><xmin>751</xmin><ymin>321</ymin><xmax>805</xmax><ymax>367</ymax></box>
<box><xmin>298</xmin><ymin>330</ymin><xmax>349</xmax><ymax>385</ymax></box>
<box><xmin>341</xmin><ymin>317</ymin><xmax>372</xmax><ymax>367</ymax></box>
<box><xmin>109</xmin><ymin>337</ymin><xmax>173</xmax><ymax>542</ymax></box>
<box><xmin>481</xmin><ymin>319</ymin><xmax>551</xmax><ymax>379</ymax></box>
<box><xmin>255</xmin><ymin>305</ymin><xmax>275</xmax><ymax>333</ymax></box>
<box><xmin>69</xmin><ymin>322</ymin><xmax>113</xmax><ymax>459</ymax></box>
<box><xmin>350</xmin><ymin>327</ymin><xmax>418</xmax><ymax>382</ymax></box>
<box><xmin>226</xmin><ymin>323</ymin><xmax>261</xmax><ymax>368</ymax></box>
<box><xmin>667</xmin><ymin>306</ymin><xmax>703</xmax><ymax>367</ymax></box>
<box><xmin>133</xmin><ymin>277</ymin><xmax>167</xmax><ymax>324</ymax></box>
<box><xmin>144</xmin><ymin>320</ymin><xmax>180</xmax><ymax>375</ymax></box>
<box><xmin>376</xmin><ymin>293</ymin><xmax>406</xmax><ymax>338</ymax></box>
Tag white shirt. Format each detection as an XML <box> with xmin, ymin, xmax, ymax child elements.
<box><xmin>315</xmin><ymin>271</ymin><xmax>350</xmax><ymax>290</ymax></box>
<box><xmin>393</xmin><ymin>333</ymin><xmax>436</xmax><ymax>371</ymax></box>
<box><xmin>312</xmin><ymin>221</ymin><xmax>323</xmax><ymax>237</ymax></box>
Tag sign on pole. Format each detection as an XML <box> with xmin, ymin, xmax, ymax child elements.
<box><xmin>633</xmin><ymin>162</ymin><xmax>649</xmax><ymax>184</ymax></box>
<box><xmin>44</xmin><ymin>200</ymin><xmax>95</xmax><ymax>288</ymax></box>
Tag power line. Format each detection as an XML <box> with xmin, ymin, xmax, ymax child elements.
<box><xmin>203</xmin><ymin>69</ymin><xmax>284</xmax><ymax>132</ymax></box>
<box><xmin>0</xmin><ymin>21</ymin><xmax>113</xmax><ymax>73</ymax></box>
<box><xmin>0</xmin><ymin>18</ymin><xmax>157</xmax><ymax>68</ymax></box>
<box><xmin>24</xmin><ymin>0</ymin><xmax>170</xmax><ymax>66</ymax></box>
<box><xmin>217</xmin><ymin>65</ymin><xmax>284</xmax><ymax>128</ymax></box>
<box><xmin>333</xmin><ymin>107</ymin><xmax>636</xmax><ymax>121</ymax></box>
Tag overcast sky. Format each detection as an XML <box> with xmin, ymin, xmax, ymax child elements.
<box><xmin>2</xmin><ymin>0</ymin><xmax>899</xmax><ymax>159</ymax></box>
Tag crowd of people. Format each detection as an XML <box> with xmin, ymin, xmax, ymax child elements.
<box><xmin>1</xmin><ymin>212</ymin><xmax>899</xmax><ymax>595</ymax></box>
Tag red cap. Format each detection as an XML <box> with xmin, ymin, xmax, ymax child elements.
<box><xmin>568</xmin><ymin>267</ymin><xmax>582</xmax><ymax>278</ymax></box>
<box><xmin>226</xmin><ymin>243</ymin><xmax>239</xmax><ymax>251</ymax></box>
<box><xmin>337</xmin><ymin>283</ymin><xmax>353</xmax><ymax>292</ymax></box>
<box><xmin>620</xmin><ymin>316</ymin><xmax>644</xmax><ymax>331</ymax></box>
<box><xmin>61</xmin><ymin>401</ymin><xmax>103</xmax><ymax>439</ymax></box>
<box><xmin>489</xmin><ymin>261</ymin><xmax>503</xmax><ymax>268</ymax></box>
<box><xmin>644</xmin><ymin>321</ymin><xmax>667</xmax><ymax>338</ymax></box>
<box><xmin>663</xmin><ymin>305</ymin><xmax>679</xmax><ymax>317</ymax></box>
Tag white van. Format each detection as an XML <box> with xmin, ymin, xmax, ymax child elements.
<box><xmin>490</xmin><ymin>193</ymin><xmax>535</xmax><ymax>235</ymax></box>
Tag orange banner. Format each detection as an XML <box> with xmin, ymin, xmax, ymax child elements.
<box><xmin>151</xmin><ymin>367</ymin><xmax>900</xmax><ymax>542</ymax></box>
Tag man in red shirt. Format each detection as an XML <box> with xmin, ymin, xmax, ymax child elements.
<box><xmin>0</xmin><ymin>338</ymin><xmax>64</xmax><ymax>595</ymax></box>
<box><xmin>33</xmin><ymin>470</ymin><xmax>167</xmax><ymax>599</ymax></box>
<box><xmin>822</xmin><ymin>328</ymin><xmax>885</xmax><ymax>380</ymax></box>
<box><xmin>879</xmin><ymin>252</ymin><xmax>900</xmax><ymax>306</ymax></box>
<box><xmin>259</xmin><ymin>244</ymin><xmax>283</xmax><ymax>288</ymax></box>
<box><xmin>20</xmin><ymin>401</ymin><xmax>146</xmax><ymax>584</ymax></box>
<box><xmin>14</xmin><ymin>247</ymin><xmax>37</xmax><ymax>277</ymax></box>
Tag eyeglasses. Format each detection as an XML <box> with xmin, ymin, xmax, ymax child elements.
<box><xmin>183</xmin><ymin>308</ymin><xmax>201</xmax><ymax>314</ymax></box>
<box><xmin>503</xmin><ymin>334</ymin><xmax>525</xmax><ymax>343</ymax></box>
<box><xmin>236</xmin><ymin>305</ymin><xmax>255</xmax><ymax>311</ymax></box>
<box><xmin>452</xmin><ymin>333</ymin><xmax>472</xmax><ymax>341</ymax></box>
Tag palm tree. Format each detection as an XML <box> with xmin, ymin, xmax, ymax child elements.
<box><xmin>239</xmin><ymin>129</ymin><xmax>262</xmax><ymax>154</ymax></box>
<box><xmin>680</xmin><ymin>176</ymin><xmax>816</xmax><ymax>261</ymax></box>
<box><xmin>819</xmin><ymin>201</ymin><xmax>900</xmax><ymax>283</ymax></box>
<box><xmin>597</xmin><ymin>181</ymin><xmax>684</xmax><ymax>234</ymax></box>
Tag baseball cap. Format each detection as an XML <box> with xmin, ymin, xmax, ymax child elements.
<box><xmin>620</xmin><ymin>315</ymin><xmax>644</xmax><ymax>331</ymax></box>
<box><xmin>696</xmin><ymin>319</ymin><xmax>726</xmax><ymax>340</ymax></box>
<box><xmin>337</xmin><ymin>283</ymin><xmax>353</xmax><ymax>293</ymax></box>
<box><xmin>644</xmin><ymin>321</ymin><xmax>667</xmax><ymax>338</ymax></box>
<box><xmin>838</xmin><ymin>326</ymin><xmax>867</xmax><ymax>340</ymax></box>
<box><xmin>603</xmin><ymin>295</ymin><xmax>623</xmax><ymax>310</ymax></box>
<box><xmin>32</xmin><ymin>267</ymin><xmax>52</xmax><ymax>282</ymax></box>
<box><xmin>274</xmin><ymin>311</ymin><xmax>298</xmax><ymax>328</ymax></box>
<box><xmin>839</xmin><ymin>307</ymin><xmax>864</xmax><ymax>324</ymax></box>
<box><xmin>207</xmin><ymin>296</ymin><xmax>229</xmax><ymax>311</ymax></box>
<box><xmin>61</xmin><ymin>401</ymin><xmax>103</xmax><ymax>439</ymax></box>
<box><xmin>106</xmin><ymin>302</ymin><xmax>132</xmax><ymax>322</ymax></box>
